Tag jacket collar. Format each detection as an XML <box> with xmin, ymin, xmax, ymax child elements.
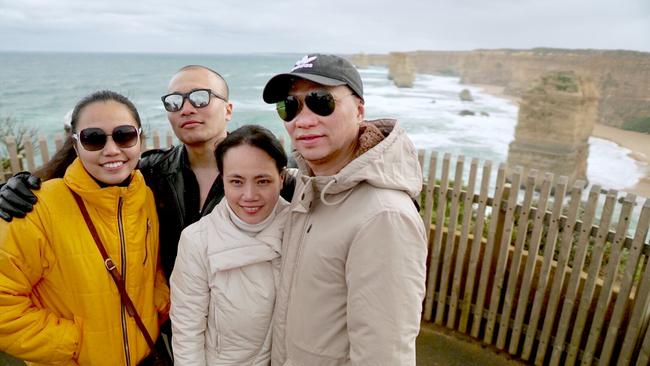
<box><xmin>292</xmin><ymin>118</ymin><xmax>422</xmax><ymax>208</ymax></box>
<box><xmin>63</xmin><ymin>158</ymin><xmax>148</xmax><ymax>215</ymax></box>
<box><xmin>154</xmin><ymin>145</ymin><xmax>187</xmax><ymax>177</ymax></box>
<box><xmin>206</xmin><ymin>199</ymin><xmax>286</xmax><ymax>272</ymax></box>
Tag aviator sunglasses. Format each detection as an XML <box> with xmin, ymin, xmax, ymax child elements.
<box><xmin>161</xmin><ymin>88</ymin><xmax>227</xmax><ymax>112</ymax></box>
<box><xmin>276</xmin><ymin>90</ymin><xmax>352</xmax><ymax>122</ymax></box>
<box><xmin>72</xmin><ymin>125</ymin><xmax>141</xmax><ymax>151</ymax></box>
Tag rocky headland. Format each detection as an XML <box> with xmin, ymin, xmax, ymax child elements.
<box><xmin>351</xmin><ymin>48</ymin><xmax>650</xmax><ymax>196</ymax></box>
<box><xmin>352</xmin><ymin>48</ymin><xmax>650</xmax><ymax>128</ymax></box>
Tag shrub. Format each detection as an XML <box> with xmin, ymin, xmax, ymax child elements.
<box><xmin>0</xmin><ymin>116</ymin><xmax>40</xmax><ymax>171</ymax></box>
<box><xmin>621</xmin><ymin>116</ymin><xmax>650</xmax><ymax>134</ymax></box>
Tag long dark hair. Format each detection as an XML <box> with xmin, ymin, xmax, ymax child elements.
<box><xmin>34</xmin><ymin>90</ymin><xmax>141</xmax><ymax>180</ymax></box>
<box><xmin>215</xmin><ymin>125</ymin><xmax>287</xmax><ymax>175</ymax></box>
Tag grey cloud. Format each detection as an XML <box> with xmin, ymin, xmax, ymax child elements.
<box><xmin>0</xmin><ymin>0</ymin><xmax>647</xmax><ymax>53</ymax></box>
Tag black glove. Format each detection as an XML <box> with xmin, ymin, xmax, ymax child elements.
<box><xmin>0</xmin><ymin>171</ymin><xmax>41</xmax><ymax>222</ymax></box>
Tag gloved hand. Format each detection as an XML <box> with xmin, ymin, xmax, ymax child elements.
<box><xmin>0</xmin><ymin>171</ymin><xmax>41</xmax><ymax>222</ymax></box>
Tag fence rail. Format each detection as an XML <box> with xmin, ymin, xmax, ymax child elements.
<box><xmin>2</xmin><ymin>135</ymin><xmax>650</xmax><ymax>365</ymax></box>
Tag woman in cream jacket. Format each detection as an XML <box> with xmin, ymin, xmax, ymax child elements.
<box><xmin>170</xmin><ymin>125</ymin><xmax>290</xmax><ymax>365</ymax></box>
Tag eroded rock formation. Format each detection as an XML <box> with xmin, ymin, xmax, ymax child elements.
<box><xmin>506</xmin><ymin>71</ymin><xmax>599</xmax><ymax>187</ymax></box>
<box><xmin>459</xmin><ymin>89</ymin><xmax>474</xmax><ymax>101</ymax></box>
<box><xmin>388</xmin><ymin>52</ymin><xmax>416</xmax><ymax>87</ymax></box>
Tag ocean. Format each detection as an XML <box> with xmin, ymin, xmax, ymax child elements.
<box><xmin>0</xmin><ymin>52</ymin><xmax>645</xmax><ymax>192</ymax></box>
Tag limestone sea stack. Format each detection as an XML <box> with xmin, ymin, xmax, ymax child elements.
<box><xmin>388</xmin><ymin>52</ymin><xmax>416</xmax><ymax>87</ymax></box>
<box><xmin>506</xmin><ymin>71</ymin><xmax>599</xmax><ymax>188</ymax></box>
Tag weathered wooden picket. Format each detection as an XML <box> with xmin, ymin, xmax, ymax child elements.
<box><xmin>3</xmin><ymin>135</ymin><xmax>650</xmax><ymax>365</ymax></box>
<box><xmin>419</xmin><ymin>151</ymin><xmax>650</xmax><ymax>366</ymax></box>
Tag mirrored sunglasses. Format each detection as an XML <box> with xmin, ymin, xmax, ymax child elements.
<box><xmin>72</xmin><ymin>125</ymin><xmax>141</xmax><ymax>151</ymax></box>
<box><xmin>161</xmin><ymin>88</ymin><xmax>227</xmax><ymax>112</ymax></box>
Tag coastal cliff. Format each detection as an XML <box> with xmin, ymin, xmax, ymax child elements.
<box><xmin>352</xmin><ymin>49</ymin><xmax>650</xmax><ymax>127</ymax></box>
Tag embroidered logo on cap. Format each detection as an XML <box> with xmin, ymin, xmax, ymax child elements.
<box><xmin>291</xmin><ymin>55</ymin><xmax>317</xmax><ymax>72</ymax></box>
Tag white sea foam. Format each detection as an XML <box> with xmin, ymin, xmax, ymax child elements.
<box><xmin>588</xmin><ymin>138</ymin><xmax>646</xmax><ymax>190</ymax></box>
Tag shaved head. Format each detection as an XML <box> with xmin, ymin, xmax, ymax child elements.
<box><xmin>175</xmin><ymin>65</ymin><xmax>230</xmax><ymax>100</ymax></box>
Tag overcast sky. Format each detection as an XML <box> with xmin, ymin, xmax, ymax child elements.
<box><xmin>1</xmin><ymin>0</ymin><xmax>648</xmax><ymax>54</ymax></box>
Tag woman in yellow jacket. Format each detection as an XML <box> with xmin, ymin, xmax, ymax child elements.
<box><xmin>0</xmin><ymin>90</ymin><xmax>169</xmax><ymax>365</ymax></box>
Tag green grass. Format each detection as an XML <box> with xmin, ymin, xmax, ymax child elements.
<box><xmin>0</xmin><ymin>353</ymin><xmax>25</xmax><ymax>366</ymax></box>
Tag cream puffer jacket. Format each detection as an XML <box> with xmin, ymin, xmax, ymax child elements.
<box><xmin>171</xmin><ymin>197</ymin><xmax>289</xmax><ymax>365</ymax></box>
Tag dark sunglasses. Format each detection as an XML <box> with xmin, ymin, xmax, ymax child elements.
<box><xmin>276</xmin><ymin>90</ymin><xmax>352</xmax><ymax>122</ymax></box>
<box><xmin>161</xmin><ymin>88</ymin><xmax>227</xmax><ymax>112</ymax></box>
<box><xmin>72</xmin><ymin>125</ymin><xmax>141</xmax><ymax>151</ymax></box>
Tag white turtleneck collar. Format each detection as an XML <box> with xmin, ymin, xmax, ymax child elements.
<box><xmin>226</xmin><ymin>200</ymin><xmax>281</xmax><ymax>236</ymax></box>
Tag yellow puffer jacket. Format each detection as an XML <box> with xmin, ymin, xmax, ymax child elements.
<box><xmin>0</xmin><ymin>158</ymin><xmax>169</xmax><ymax>365</ymax></box>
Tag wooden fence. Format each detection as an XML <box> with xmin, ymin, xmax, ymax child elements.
<box><xmin>419</xmin><ymin>151</ymin><xmax>650</xmax><ymax>366</ymax></box>
<box><xmin>2</xmin><ymin>135</ymin><xmax>650</xmax><ymax>365</ymax></box>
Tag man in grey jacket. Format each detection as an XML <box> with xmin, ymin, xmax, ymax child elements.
<box><xmin>263</xmin><ymin>54</ymin><xmax>428</xmax><ymax>365</ymax></box>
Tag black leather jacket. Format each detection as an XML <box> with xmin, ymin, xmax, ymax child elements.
<box><xmin>139</xmin><ymin>145</ymin><xmax>295</xmax><ymax>279</ymax></box>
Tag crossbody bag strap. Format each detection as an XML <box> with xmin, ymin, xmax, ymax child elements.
<box><xmin>69</xmin><ymin>189</ymin><xmax>158</xmax><ymax>352</ymax></box>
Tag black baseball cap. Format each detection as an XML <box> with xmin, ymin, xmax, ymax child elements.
<box><xmin>263</xmin><ymin>54</ymin><xmax>364</xmax><ymax>103</ymax></box>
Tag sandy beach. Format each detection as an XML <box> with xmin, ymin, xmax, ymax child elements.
<box><xmin>475</xmin><ymin>84</ymin><xmax>650</xmax><ymax>198</ymax></box>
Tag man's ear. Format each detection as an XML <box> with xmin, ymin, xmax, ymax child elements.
<box><xmin>356</xmin><ymin>99</ymin><xmax>365</xmax><ymax>122</ymax></box>
<box><xmin>225</xmin><ymin>102</ymin><xmax>234</xmax><ymax>122</ymax></box>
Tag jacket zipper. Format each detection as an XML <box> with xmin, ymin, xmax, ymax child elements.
<box><xmin>290</xmin><ymin>214</ymin><xmax>311</xmax><ymax>296</ymax></box>
<box><xmin>143</xmin><ymin>219</ymin><xmax>150</xmax><ymax>265</ymax></box>
<box><xmin>281</xmin><ymin>206</ymin><xmax>312</xmax><ymax>352</ymax></box>
<box><xmin>118</xmin><ymin>196</ymin><xmax>131</xmax><ymax>366</ymax></box>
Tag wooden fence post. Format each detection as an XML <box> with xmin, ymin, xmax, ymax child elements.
<box><xmin>424</xmin><ymin>153</ymin><xmax>450</xmax><ymax>322</ymax></box>
<box><xmin>23</xmin><ymin>136</ymin><xmax>36</xmax><ymax>171</ymax></box>
<box><xmin>5</xmin><ymin>136</ymin><xmax>21</xmax><ymax>173</ymax></box>
<box><xmin>459</xmin><ymin>159</ymin><xmax>491</xmax><ymax>333</ymax></box>
<box><xmin>448</xmin><ymin>157</ymin><xmax>478</xmax><ymax>329</ymax></box>
<box><xmin>54</xmin><ymin>133</ymin><xmax>64</xmax><ymax>151</ymax></box>
<box><xmin>485</xmin><ymin>166</ymin><xmax>521</xmax><ymax>345</ymax></box>
<box><xmin>436</xmin><ymin>155</ymin><xmax>465</xmax><ymax>325</ymax></box>
<box><xmin>39</xmin><ymin>134</ymin><xmax>49</xmax><ymax>165</ymax></box>
<box><xmin>497</xmin><ymin>169</ymin><xmax>537</xmax><ymax>349</ymax></box>
<box><xmin>166</xmin><ymin>130</ymin><xmax>174</xmax><ymax>148</ymax></box>
<box><xmin>471</xmin><ymin>164</ymin><xmax>506</xmax><ymax>338</ymax></box>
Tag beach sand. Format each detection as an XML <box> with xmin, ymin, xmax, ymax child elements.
<box><xmin>475</xmin><ymin>84</ymin><xmax>650</xmax><ymax>198</ymax></box>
